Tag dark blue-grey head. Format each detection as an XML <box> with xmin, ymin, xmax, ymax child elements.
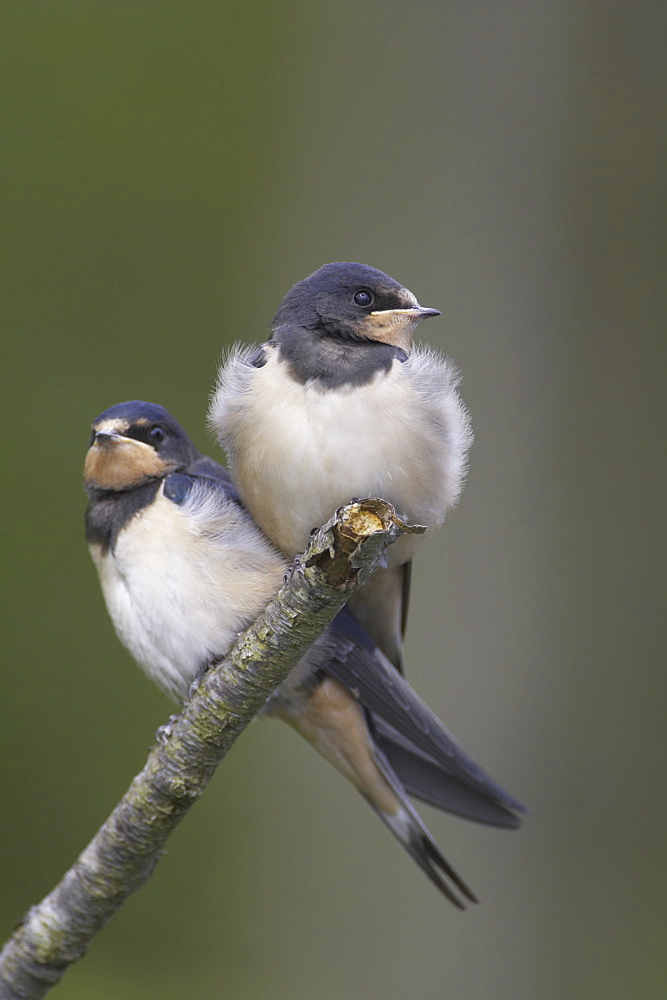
<box><xmin>272</xmin><ymin>262</ymin><xmax>440</xmax><ymax>350</ymax></box>
<box><xmin>85</xmin><ymin>401</ymin><xmax>200</xmax><ymax>491</ymax></box>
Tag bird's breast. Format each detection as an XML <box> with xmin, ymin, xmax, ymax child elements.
<box><xmin>89</xmin><ymin>489</ymin><xmax>284</xmax><ymax>701</ymax></box>
<box><xmin>220</xmin><ymin>347</ymin><xmax>471</xmax><ymax>558</ymax></box>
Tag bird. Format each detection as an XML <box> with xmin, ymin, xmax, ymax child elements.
<box><xmin>85</xmin><ymin>400</ymin><xmax>526</xmax><ymax>909</ymax></box>
<box><xmin>210</xmin><ymin>261</ymin><xmax>473</xmax><ymax>673</ymax></box>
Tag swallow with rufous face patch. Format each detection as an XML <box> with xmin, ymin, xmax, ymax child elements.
<box><xmin>210</xmin><ymin>261</ymin><xmax>472</xmax><ymax>673</ymax></box>
<box><xmin>85</xmin><ymin>400</ymin><xmax>525</xmax><ymax>908</ymax></box>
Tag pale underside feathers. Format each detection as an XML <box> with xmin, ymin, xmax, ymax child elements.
<box><xmin>88</xmin><ymin>257</ymin><xmax>524</xmax><ymax>909</ymax></box>
<box><xmin>210</xmin><ymin>341</ymin><xmax>472</xmax><ymax>560</ymax></box>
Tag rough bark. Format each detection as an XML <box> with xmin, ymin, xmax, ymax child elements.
<box><xmin>0</xmin><ymin>499</ymin><xmax>424</xmax><ymax>1000</ymax></box>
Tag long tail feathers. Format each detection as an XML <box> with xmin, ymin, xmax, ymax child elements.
<box><xmin>369</xmin><ymin>746</ymin><xmax>479</xmax><ymax>910</ymax></box>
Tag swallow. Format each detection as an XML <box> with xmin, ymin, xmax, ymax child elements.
<box><xmin>85</xmin><ymin>401</ymin><xmax>525</xmax><ymax>908</ymax></box>
<box><xmin>210</xmin><ymin>261</ymin><xmax>473</xmax><ymax>673</ymax></box>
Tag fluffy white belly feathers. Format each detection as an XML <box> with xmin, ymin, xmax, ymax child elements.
<box><xmin>212</xmin><ymin>342</ymin><xmax>472</xmax><ymax>559</ymax></box>
<box><xmin>89</xmin><ymin>486</ymin><xmax>284</xmax><ymax>702</ymax></box>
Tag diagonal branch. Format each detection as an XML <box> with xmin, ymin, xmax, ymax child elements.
<box><xmin>0</xmin><ymin>499</ymin><xmax>424</xmax><ymax>1000</ymax></box>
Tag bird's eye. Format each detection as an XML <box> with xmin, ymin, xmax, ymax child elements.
<box><xmin>150</xmin><ymin>426</ymin><xmax>166</xmax><ymax>443</ymax></box>
<box><xmin>353</xmin><ymin>288</ymin><xmax>374</xmax><ymax>308</ymax></box>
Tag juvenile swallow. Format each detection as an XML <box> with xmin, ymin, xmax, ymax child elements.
<box><xmin>210</xmin><ymin>261</ymin><xmax>473</xmax><ymax>672</ymax></box>
<box><xmin>85</xmin><ymin>401</ymin><xmax>525</xmax><ymax>908</ymax></box>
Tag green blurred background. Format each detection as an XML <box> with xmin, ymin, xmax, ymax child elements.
<box><xmin>1</xmin><ymin>3</ymin><xmax>664</xmax><ymax>998</ymax></box>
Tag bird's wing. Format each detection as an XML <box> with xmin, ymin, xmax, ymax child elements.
<box><xmin>163</xmin><ymin>470</ymin><xmax>239</xmax><ymax>507</ymax></box>
<box><xmin>186</xmin><ymin>454</ymin><xmax>241</xmax><ymax>498</ymax></box>
<box><xmin>346</xmin><ymin>562</ymin><xmax>411</xmax><ymax>673</ymax></box>
<box><xmin>370</xmin><ymin>718</ymin><xmax>522</xmax><ymax>828</ymax></box>
<box><xmin>270</xmin><ymin>656</ymin><xmax>477</xmax><ymax>908</ymax></box>
<box><xmin>320</xmin><ymin>606</ymin><xmax>528</xmax><ymax>826</ymax></box>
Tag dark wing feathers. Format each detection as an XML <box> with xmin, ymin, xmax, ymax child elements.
<box><xmin>369</xmin><ymin>742</ymin><xmax>479</xmax><ymax>909</ymax></box>
<box><xmin>371</xmin><ymin>717</ymin><xmax>522</xmax><ymax>828</ymax></box>
<box><xmin>327</xmin><ymin>607</ymin><xmax>528</xmax><ymax>825</ymax></box>
<box><xmin>163</xmin><ymin>469</ymin><xmax>241</xmax><ymax>507</ymax></box>
<box><xmin>400</xmin><ymin>559</ymin><xmax>412</xmax><ymax>641</ymax></box>
<box><xmin>186</xmin><ymin>453</ymin><xmax>242</xmax><ymax>498</ymax></box>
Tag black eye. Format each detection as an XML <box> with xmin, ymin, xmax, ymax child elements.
<box><xmin>353</xmin><ymin>288</ymin><xmax>374</xmax><ymax>308</ymax></box>
<box><xmin>150</xmin><ymin>426</ymin><xmax>166</xmax><ymax>443</ymax></box>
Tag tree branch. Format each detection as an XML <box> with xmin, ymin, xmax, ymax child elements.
<box><xmin>0</xmin><ymin>500</ymin><xmax>424</xmax><ymax>1000</ymax></box>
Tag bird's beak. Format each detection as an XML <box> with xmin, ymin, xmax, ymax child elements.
<box><xmin>93</xmin><ymin>430</ymin><xmax>128</xmax><ymax>446</ymax></box>
<box><xmin>370</xmin><ymin>307</ymin><xmax>441</xmax><ymax>320</ymax></box>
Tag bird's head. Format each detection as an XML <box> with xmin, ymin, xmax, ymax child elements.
<box><xmin>272</xmin><ymin>262</ymin><xmax>440</xmax><ymax>350</ymax></box>
<box><xmin>84</xmin><ymin>401</ymin><xmax>198</xmax><ymax>491</ymax></box>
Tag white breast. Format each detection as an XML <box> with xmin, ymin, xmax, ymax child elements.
<box><xmin>90</xmin><ymin>487</ymin><xmax>285</xmax><ymax>702</ymax></box>
<box><xmin>212</xmin><ymin>343</ymin><xmax>472</xmax><ymax>559</ymax></box>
